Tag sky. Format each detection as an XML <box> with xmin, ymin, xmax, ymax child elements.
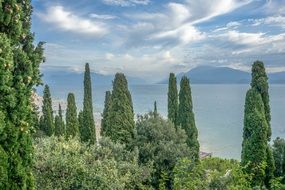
<box><xmin>32</xmin><ymin>0</ymin><xmax>285</xmax><ymax>82</ymax></box>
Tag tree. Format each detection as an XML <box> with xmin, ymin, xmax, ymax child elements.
<box><xmin>251</xmin><ymin>61</ymin><xmax>271</xmax><ymax>138</ymax></box>
<box><xmin>0</xmin><ymin>1</ymin><xmax>45</xmax><ymax>188</ymax></box>
<box><xmin>54</xmin><ymin>104</ymin><xmax>65</xmax><ymax>136</ymax></box>
<box><xmin>105</xmin><ymin>73</ymin><xmax>135</xmax><ymax>144</ymax></box>
<box><xmin>241</xmin><ymin>89</ymin><xmax>268</xmax><ymax>187</ymax></box>
<box><xmin>168</xmin><ymin>73</ymin><xmax>178</xmax><ymax>127</ymax></box>
<box><xmin>41</xmin><ymin>85</ymin><xmax>54</xmax><ymax>136</ymax></box>
<box><xmin>134</xmin><ymin>113</ymin><xmax>191</xmax><ymax>189</ymax></box>
<box><xmin>101</xmin><ymin>91</ymin><xmax>111</xmax><ymax>137</ymax></box>
<box><xmin>66</xmin><ymin>93</ymin><xmax>79</xmax><ymax>138</ymax></box>
<box><xmin>272</xmin><ymin>137</ymin><xmax>285</xmax><ymax>178</ymax></box>
<box><xmin>178</xmin><ymin>76</ymin><xmax>199</xmax><ymax>161</ymax></box>
<box><xmin>154</xmin><ymin>101</ymin><xmax>158</xmax><ymax>118</ymax></box>
<box><xmin>81</xmin><ymin>63</ymin><xmax>96</xmax><ymax>143</ymax></box>
<box><xmin>250</xmin><ymin>61</ymin><xmax>275</xmax><ymax>186</ymax></box>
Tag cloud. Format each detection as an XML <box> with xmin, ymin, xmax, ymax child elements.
<box><xmin>186</xmin><ymin>0</ymin><xmax>252</xmax><ymax>24</ymax></box>
<box><xmin>150</xmin><ymin>24</ymin><xmax>205</xmax><ymax>45</ymax></box>
<box><xmin>252</xmin><ymin>16</ymin><xmax>285</xmax><ymax>28</ymax></box>
<box><xmin>121</xmin><ymin>0</ymin><xmax>251</xmax><ymax>48</ymax></box>
<box><xmin>89</xmin><ymin>13</ymin><xmax>117</xmax><ymax>20</ymax></box>
<box><xmin>219</xmin><ymin>31</ymin><xmax>285</xmax><ymax>46</ymax></box>
<box><xmin>102</xmin><ymin>0</ymin><xmax>150</xmax><ymax>7</ymax></box>
<box><xmin>38</xmin><ymin>6</ymin><xmax>108</xmax><ymax>37</ymax></box>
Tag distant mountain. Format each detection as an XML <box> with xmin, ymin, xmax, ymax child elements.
<box><xmin>41</xmin><ymin>69</ymin><xmax>147</xmax><ymax>87</ymax></box>
<box><xmin>160</xmin><ymin>66</ymin><xmax>285</xmax><ymax>84</ymax></box>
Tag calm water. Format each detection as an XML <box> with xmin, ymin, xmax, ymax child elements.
<box><xmin>43</xmin><ymin>84</ymin><xmax>285</xmax><ymax>159</ymax></box>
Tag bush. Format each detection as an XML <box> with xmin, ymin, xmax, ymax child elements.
<box><xmin>134</xmin><ymin>113</ymin><xmax>192</xmax><ymax>189</ymax></box>
<box><xmin>33</xmin><ymin>136</ymin><xmax>152</xmax><ymax>190</ymax></box>
<box><xmin>174</xmin><ymin>157</ymin><xmax>251</xmax><ymax>190</ymax></box>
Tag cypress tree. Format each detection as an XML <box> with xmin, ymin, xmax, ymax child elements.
<box><xmin>250</xmin><ymin>61</ymin><xmax>274</xmax><ymax>187</ymax></box>
<box><xmin>178</xmin><ymin>76</ymin><xmax>199</xmax><ymax>160</ymax></box>
<box><xmin>54</xmin><ymin>104</ymin><xmax>65</xmax><ymax>136</ymax></box>
<box><xmin>0</xmin><ymin>1</ymin><xmax>45</xmax><ymax>188</ymax></box>
<box><xmin>241</xmin><ymin>89</ymin><xmax>268</xmax><ymax>187</ymax></box>
<box><xmin>101</xmin><ymin>91</ymin><xmax>111</xmax><ymax>137</ymax></box>
<box><xmin>251</xmin><ymin>61</ymin><xmax>271</xmax><ymax>139</ymax></box>
<box><xmin>106</xmin><ymin>73</ymin><xmax>135</xmax><ymax>144</ymax></box>
<box><xmin>154</xmin><ymin>101</ymin><xmax>158</xmax><ymax>117</ymax></box>
<box><xmin>66</xmin><ymin>93</ymin><xmax>79</xmax><ymax>138</ymax></box>
<box><xmin>41</xmin><ymin>85</ymin><xmax>54</xmax><ymax>136</ymax></box>
<box><xmin>80</xmin><ymin>63</ymin><xmax>96</xmax><ymax>143</ymax></box>
<box><xmin>168</xmin><ymin>73</ymin><xmax>178</xmax><ymax>127</ymax></box>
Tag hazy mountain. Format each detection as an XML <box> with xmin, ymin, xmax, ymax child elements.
<box><xmin>160</xmin><ymin>66</ymin><xmax>285</xmax><ymax>84</ymax></box>
<box><xmin>41</xmin><ymin>69</ymin><xmax>147</xmax><ymax>87</ymax></box>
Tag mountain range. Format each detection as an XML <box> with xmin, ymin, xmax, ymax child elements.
<box><xmin>161</xmin><ymin>66</ymin><xmax>285</xmax><ymax>84</ymax></box>
<box><xmin>41</xmin><ymin>66</ymin><xmax>285</xmax><ymax>86</ymax></box>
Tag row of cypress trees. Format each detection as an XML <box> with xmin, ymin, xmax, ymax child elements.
<box><xmin>39</xmin><ymin>63</ymin><xmax>96</xmax><ymax>143</ymax></box>
<box><xmin>167</xmin><ymin>74</ymin><xmax>200</xmax><ymax>161</ymax></box>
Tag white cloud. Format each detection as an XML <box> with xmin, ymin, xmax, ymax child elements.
<box><xmin>186</xmin><ymin>0</ymin><xmax>252</xmax><ymax>24</ymax></box>
<box><xmin>89</xmin><ymin>13</ymin><xmax>117</xmax><ymax>20</ymax></box>
<box><xmin>102</xmin><ymin>0</ymin><xmax>150</xmax><ymax>7</ymax></box>
<box><xmin>39</xmin><ymin>6</ymin><xmax>108</xmax><ymax>37</ymax></box>
<box><xmin>151</xmin><ymin>24</ymin><xmax>205</xmax><ymax>45</ymax></box>
<box><xmin>252</xmin><ymin>16</ymin><xmax>285</xmax><ymax>28</ymax></box>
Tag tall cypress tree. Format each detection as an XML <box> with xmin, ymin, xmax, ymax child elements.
<box><xmin>80</xmin><ymin>63</ymin><xmax>96</xmax><ymax>143</ymax></box>
<box><xmin>66</xmin><ymin>93</ymin><xmax>79</xmax><ymax>138</ymax></box>
<box><xmin>101</xmin><ymin>91</ymin><xmax>111</xmax><ymax>137</ymax></box>
<box><xmin>106</xmin><ymin>73</ymin><xmax>135</xmax><ymax>144</ymax></box>
<box><xmin>250</xmin><ymin>61</ymin><xmax>274</xmax><ymax>187</ymax></box>
<box><xmin>241</xmin><ymin>89</ymin><xmax>268</xmax><ymax>187</ymax></box>
<box><xmin>0</xmin><ymin>1</ymin><xmax>45</xmax><ymax>188</ymax></box>
<box><xmin>41</xmin><ymin>85</ymin><xmax>54</xmax><ymax>136</ymax></box>
<box><xmin>168</xmin><ymin>73</ymin><xmax>178</xmax><ymax>127</ymax></box>
<box><xmin>154</xmin><ymin>101</ymin><xmax>158</xmax><ymax>117</ymax></box>
<box><xmin>54</xmin><ymin>104</ymin><xmax>65</xmax><ymax>136</ymax></box>
<box><xmin>178</xmin><ymin>76</ymin><xmax>199</xmax><ymax>161</ymax></box>
<box><xmin>251</xmin><ymin>61</ymin><xmax>271</xmax><ymax>139</ymax></box>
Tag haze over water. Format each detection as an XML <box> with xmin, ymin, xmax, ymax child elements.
<box><xmin>42</xmin><ymin>84</ymin><xmax>285</xmax><ymax>159</ymax></box>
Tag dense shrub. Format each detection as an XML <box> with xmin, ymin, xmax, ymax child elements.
<box><xmin>33</xmin><ymin>136</ymin><xmax>152</xmax><ymax>190</ymax></box>
<box><xmin>134</xmin><ymin>113</ymin><xmax>192</xmax><ymax>189</ymax></box>
<box><xmin>173</xmin><ymin>157</ymin><xmax>251</xmax><ymax>190</ymax></box>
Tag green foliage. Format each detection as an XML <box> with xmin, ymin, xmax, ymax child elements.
<box><xmin>273</xmin><ymin>137</ymin><xmax>285</xmax><ymax>179</ymax></box>
<box><xmin>251</xmin><ymin>61</ymin><xmax>271</xmax><ymax>138</ymax></box>
<box><xmin>66</xmin><ymin>93</ymin><xmax>79</xmax><ymax>138</ymax></box>
<box><xmin>101</xmin><ymin>91</ymin><xmax>112</xmax><ymax>137</ymax></box>
<box><xmin>81</xmin><ymin>63</ymin><xmax>96</xmax><ymax>144</ymax></box>
<box><xmin>167</xmin><ymin>73</ymin><xmax>178</xmax><ymax>127</ymax></box>
<box><xmin>105</xmin><ymin>73</ymin><xmax>135</xmax><ymax>144</ymax></box>
<box><xmin>41</xmin><ymin>85</ymin><xmax>54</xmax><ymax>136</ymax></box>
<box><xmin>54</xmin><ymin>104</ymin><xmax>65</xmax><ymax>136</ymax></box>
<box><xmin>265</xmin><ymin>145</ymin><xmax>275</xmax><ymax>187</ymax></box>
<box><xmin>173</xmin><ymin>157</ymin><xmax>251</xmax><ymax>190</ymax></box>
<box><xmin>0</xmin><ymin>111</ymin><xmax>8</xmax><ymax>189</ymax></box>
<box><xmin>33</xmin><ymin>136</ymin><xmax>153</xmax><ymax>190</ymax></box>
<box><xmin>134</xmin><ymin>113</ymin><xmax>191</xmax><ymax>189</ymax></box>
<box><xmin>241</xmin><ymin>88</ymin><xmax>268</xmax><ymax>187</ymax></box>
<box><xmin>178</xmin><ymin>76</ymin><xmax>199</xmax><ymax>161</ymax></box>
<box><xmin>0</xmin><ymin>1</ymin><xmax>45</xmax><ymax>188</ymax></box>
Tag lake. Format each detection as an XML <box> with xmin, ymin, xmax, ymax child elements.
<box><xmin>42</xmin><ymin>84</ymin><xmax>285</xmax><ymax>160</ymax></box>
